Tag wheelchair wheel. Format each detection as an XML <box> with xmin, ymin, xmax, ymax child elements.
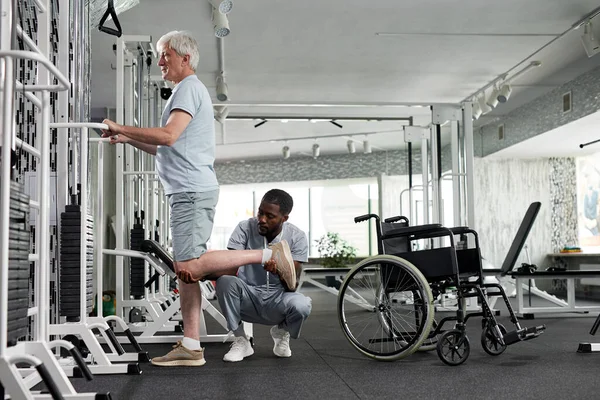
<box><xmin>437</xmin><ymin>329</ymin><xmax>470</xmax><ymax>366</ymax></box>
<box><xmin>338</xmin><ymin>255</ymin><xmax>434</xmax><ymax>361</ymax></box>
<box><xmin>417</xmin><ymin>319</ymin><xmax>440</xmax><ymax>352</ymax></box>
<box><xmin>481</xmin><ymin>323</ymin><xmax>507</xmax><ymax>356</ymax></box>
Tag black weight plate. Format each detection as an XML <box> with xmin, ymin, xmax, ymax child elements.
<box><xmin>8</xmin><ymin>279</ymin><xmax>29</xmax><ymax>290</ymax></box>
<box><xmin>7</xmin><ymin>308</ymin><xmax>27</xmax><ymax>321</ymax></box>
<box><xmin>8</xmin><ymin>269</ymin><xmax>30</xmax><ymax>279</ymax></box>
<box><xmin>8</xmin><ymin>298</ymin><xmax>29</xmax><ymax>310</ymax></box>
<box><xmin>9</xmin><ymin>240</ymin><xmax>29</xmax><ymax>252</ymax></box>
<box><xmin>8</xmin><ymin>289</ymin><xmax>29</xmax><ymax>301</ymax></box>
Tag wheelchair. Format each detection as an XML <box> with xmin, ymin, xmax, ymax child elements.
<box><xmin>337</xmin><ymin>214</ymin><xmax>546</xmax><ymax>365</ymax></box>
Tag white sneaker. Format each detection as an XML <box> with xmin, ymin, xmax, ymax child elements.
<box><xmin>223</xmin><ymin>336</ymin><xmax>254</xmax><ymax>362</ymax></box>
<box><xmin>270</xmin><ymin>326</ymin><xmax>291</xmax><ymax>358</ymax></box>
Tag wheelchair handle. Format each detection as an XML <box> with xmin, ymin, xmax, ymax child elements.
<box><xmin>354</xmin><ymin>214</ymin><xmax>380</xmax><ymax>223</ymax></box>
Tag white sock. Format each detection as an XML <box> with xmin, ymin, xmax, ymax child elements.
<box><xmin>262</xmin><ymin>248</ymin><xmax>273</xmax><ymax>264</ymax></box>
<box><xmin>182</xmin><ymin>337</ymin><xmax>201</xmax><ymax>350</ymax></box>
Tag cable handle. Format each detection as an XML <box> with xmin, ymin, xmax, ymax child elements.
<box><xmin>98</xmin><ymin>0</ymin><xmax>123</xmax><ymax>37</ymax></box>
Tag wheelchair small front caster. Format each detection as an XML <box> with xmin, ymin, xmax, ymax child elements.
<box><xmin>437</xmin><ymin>329</ymin><xmax>470</xmax><ymax>366</ymax></box>
<box><xmin>481</xmin><ymin>323</ymin><xmax>507</xmax><ymax>356</ymax></box>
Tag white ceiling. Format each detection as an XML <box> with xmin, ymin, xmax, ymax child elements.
<box><xmin>90</xmin><ymin>0</ymin><xmax>600</xmax><ymax>161</ymax></box>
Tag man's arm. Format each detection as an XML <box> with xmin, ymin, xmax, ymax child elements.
<box><xmin>126</xmin><ymin>138</ymin><xmax>158</xmax><ymax>155</ymax></box>
<box><xmin>102</xmin><ymin>110</ymin><xmax>192</xmax><ymax>146</ymax></box>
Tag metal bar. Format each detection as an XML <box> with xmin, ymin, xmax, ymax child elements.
<box><xmin>15</xmin><ymin>81</ymin><xmax>42</xmax><ymax>108</ymax></box>
<box><xmin>15</xmin><ymin>25</ymin><xmax>41</xmax><ymax>54</ymax></box>
<box><xmin>0</xmin><ymin>50</ymin><xmax>69</xmax><ymax>90</ymax></box>
<box><xmin>80</xmin><ymin>128</ymin><xmax>89</xmax><ymax>323</ymax></box>
<box><xmin>38</xmin><ymin>91</ymin><xmax>51</xmax><ymax>342</ymax></box>
<box><xmin>15</xmin><ymin>137</ymin><xmax>41</xmax><ymax>158</ymax></box>
<box><xmin>115</xmin><ymin>37</ymin><xmax>126</xmax><ymax>318</ymax></box>
<box><xmin>50</xmin><ymin>122</ymin><xmax>108</xmax><ymax>129</ymax></box>
<box><xmin>421</xmin><ymin>135</ymin><xmax>429</xmax><ymax>225</ymax></box>
<box><xmin>463</xmin><ymin>103</ymin><xmax>476</xmax><ymax>228</ymax></box>
<box><xmin>96</xmin><ymin>141</ymin><xmax>105</xmax><ymax>317</ymax></box>
<box><xmin>0</xmin><ymin>47</ymin><xmax>13</xmax><ymax>355</ymax></box>
<box><xmin>451</xmin><ymin>121</ymin><xmax>461</xmax><ymax>226</ymax></box>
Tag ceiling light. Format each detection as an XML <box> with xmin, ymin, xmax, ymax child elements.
<box><xmin>209</xmin><ymin>0</ymin><xmax>233</xmax><ymax>14</ymax></box>
<box><xmin>486</xmin><ymin>86</ymin><xmax>499</xmax><ymax>109</ymax></box>
<box><xmin>478</xmin><ymin>95</ymin><xmax>492</xmax><ymax>115</ymax></box>
<box><xmin>312</xmin><ymin>143</ymin><xmax>320</xmax><ymax>158</ymax></box>
<box><xmin>497</xmin><ymin>84</ymin><xmax>512</xmax><ymax>103</ymax></box>
<box><xmin>282</xmin><ymin>146</ymin><xmax>290</xmax><ymax>159</ymax></box>
<box><xmin>347</xmin><ymin>140</ymin><xmax>356</xmax><ymax>154</ymax></box>
<box><xmin>472</xmin><ymin>101</ymin><xmax>482</xmax><ymax>120</ymax></box>
<box><xmin>212</xmin><ymin>8</ymin><xmax>230</xmax><ymax>38</ymax></box>
<box><xmin>281</xmin><ymin>119</ymin><xmax>288</xmax><ymax>123</ymax></box>
<box><xmin>216</xmin><ymin>74</ymin><xmax>228</xmax><ymax>101</ymax></box>
<box><xmin>363</xmin><ymin>140</ymin><xmax>372</xmax><ymax>154</ymax></box>
<box><xmin>254</xmin><ymin>120</ymin><xmax>267</xmax><ymax>128</ymax></box>
<box><xmin>330</xmin><ymin>120</ymin><xmax>343</xmax><ymax>129</ymax></box>
<box><xmin>581</xmin><ymin>21</ymin><xmax>600</xmax><ymax>58</ymax></box>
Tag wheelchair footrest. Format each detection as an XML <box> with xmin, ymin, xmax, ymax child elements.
<box><xmin>503</xmin><ymin>325</ymin><xmax>546</xmax><ymax>346</ymax></box>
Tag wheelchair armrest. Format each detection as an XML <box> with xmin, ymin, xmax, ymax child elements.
<box><xmin>384</xmin><ymin>216</ymin><xmax>410</xmax><ymax>224</ymax></box>
<box><xmin>381</xmin><ymin>223</ymin><xmax>443</xmax><ymax>240</ymax></box>
<box><xmin>449</xmin><ymin>226</ymin><xmax>475</xmax><ymax>235</ymax></box>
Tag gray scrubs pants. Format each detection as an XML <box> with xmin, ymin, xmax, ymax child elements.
<box><xmin>216</xmin><ymin>275</ymin><xmax>312</xmax><ymax>339</ymax></box>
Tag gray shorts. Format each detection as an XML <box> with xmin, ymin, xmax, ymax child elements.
<box><xmin>168</xmin><ymin>190</ymin><xmax>219</xmax><ymax>262</ymax></box>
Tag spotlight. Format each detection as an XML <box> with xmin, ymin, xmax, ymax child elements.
<box><xmin>363</xmin><ymin>140</ymin><xmax>372</xmax><ymax>154</ymax></box>
<box><xmin>486</xmin><ymin>86</ymin><xmax>499</xmax><ymax>109</ymax></box>
<box><xmin>216</xmin><ymin>74</ymin><xmax>228</xmax><ymax>101</ymax></box>
<box><xmin>312</xmin><ymin>143</ymin><xmax>320</xmax><ymax>158</ymax></box>
<box><xmin>478</xmin><ymin>95</ymin><xmax>492</xmax><ymax>115</ymax></box>
<box><xmin>581</xmin><ymin>21</ymin><xmax>600</xmax><ymax>58</ymax></box>
<box><xmin>254</xmin><ymin>120</ymin><xmax>267</xmax><ymax>128</ymax></box>
<box><xmin>330</xmin><ymin>120</ymin><xmax>343</xmax><ymax>129</ymax></box>
<box><xmin>212</xmin><ymin>8</ymin><xmax>230</xmax><ymax>38</ymax></box>
<box><xmin>282</xmin><ymin>146</ymin><xmax>290</xmax><ymax>159</ymax></box>
<box><xmin>497</xmin><ymin>84</ymin><xmax>512</xmax><ymax>103</ymax></box>
<box><xmin>347</xmin><ymin>140</ymin><xmax>356</xmax><ymax>154</ymax></box>
<box><xmin>472</xmin><ymin>101</ymin><xmax>482</xmax><ymax>120</ymax></box>
<box><xmin>209</xmin><ymin>0</ymin><xmax>233</xmax><ymax>14</ymax></box>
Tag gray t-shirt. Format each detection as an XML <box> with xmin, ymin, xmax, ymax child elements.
<box><xmin>228</xmin><ymin>218</ymin><xmax>308</xmax><ymax>290</ymax></box>
<box><xmin>156</xmin><ymin>75</ymin><xmax>219</xmax><ymax>195</ymax></box>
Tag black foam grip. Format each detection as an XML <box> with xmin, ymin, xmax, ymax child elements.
<box><xmin>124</xmin><ymin>329</ymin><xmax>143</xmax><ymax>353</ymax></box>
<box><xmin>69</xmin><ymin>347</ymin><xmax>93</xmax><ymax>381</ymax></box>
<box><xmin>105</xmin><ymin>327</ymin><xmax>125</xmax><ymax>356</ymax></box>
<box><xmin>36</xmin><ymin>363</ymin><xmax>65</xmax><ymax>400</ymax></box>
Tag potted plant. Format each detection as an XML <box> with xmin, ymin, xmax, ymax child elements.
<box><xmin>315</xmin><ymin>232</ymin><xmax>357</xmax><ymax>289</ymax></box>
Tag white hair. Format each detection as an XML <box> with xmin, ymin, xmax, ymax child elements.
<box><xmin>156</xmin><ymin>31</ymin><xmax>200</xmax><ymax>71</ymax></box>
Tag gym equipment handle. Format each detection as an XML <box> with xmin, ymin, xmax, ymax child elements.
<box><xmin>98</xmin><ymin>0</ymin><xmax>123</xmax><ymax>37</ymax></box>
<box><xmin>69</xmin><ymin>346</ymin><xmax>94</xmax><ymax>381</ymax></box>
<box><xmin>36</xmin><ymin>363</ymin><xmax>65</xmax><ymax>400</ymax></box>
<box><xmin>124</xmin><ymin>329</ymin><xmax>144</xmax><ymax>353</ymax></box>
<box><xmin>144</xmin><ymin>272</ymin><xmax>161</xmax><ymax>288</ymax></box>
<box><xmin>105</xmin><ymin>327</ymin><xmax>126</xmax><ymax>356</ymax></box>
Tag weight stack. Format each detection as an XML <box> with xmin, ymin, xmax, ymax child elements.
<box><xmin>7</xmin><ymin>180</ymin><xmax>31</xmax><ymax>345</ymax></box>
<box><xmin>130</xmin><ymin>223</ymin><xmax>146</xmax><ymax>298</ymax></box>
<box><xmin>59</xmin><ymin>205</ymin><xmax>94</xmax><ymax>322</ymax></box>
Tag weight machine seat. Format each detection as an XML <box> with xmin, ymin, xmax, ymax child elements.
<box><xmin>140</xmin><ymin>240</ymin><xmax>174</xmax><ymax>273</ymax></box>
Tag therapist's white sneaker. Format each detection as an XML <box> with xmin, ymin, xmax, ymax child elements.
<box><xmin>223</xmin><ymin>336</ymin><xmax>254</xmax><ymax>362</ymax></box>
<box><xmin>271</xmin><ymin>326</ymin><xmax>292</xmax><ymax>358</ymax></box>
